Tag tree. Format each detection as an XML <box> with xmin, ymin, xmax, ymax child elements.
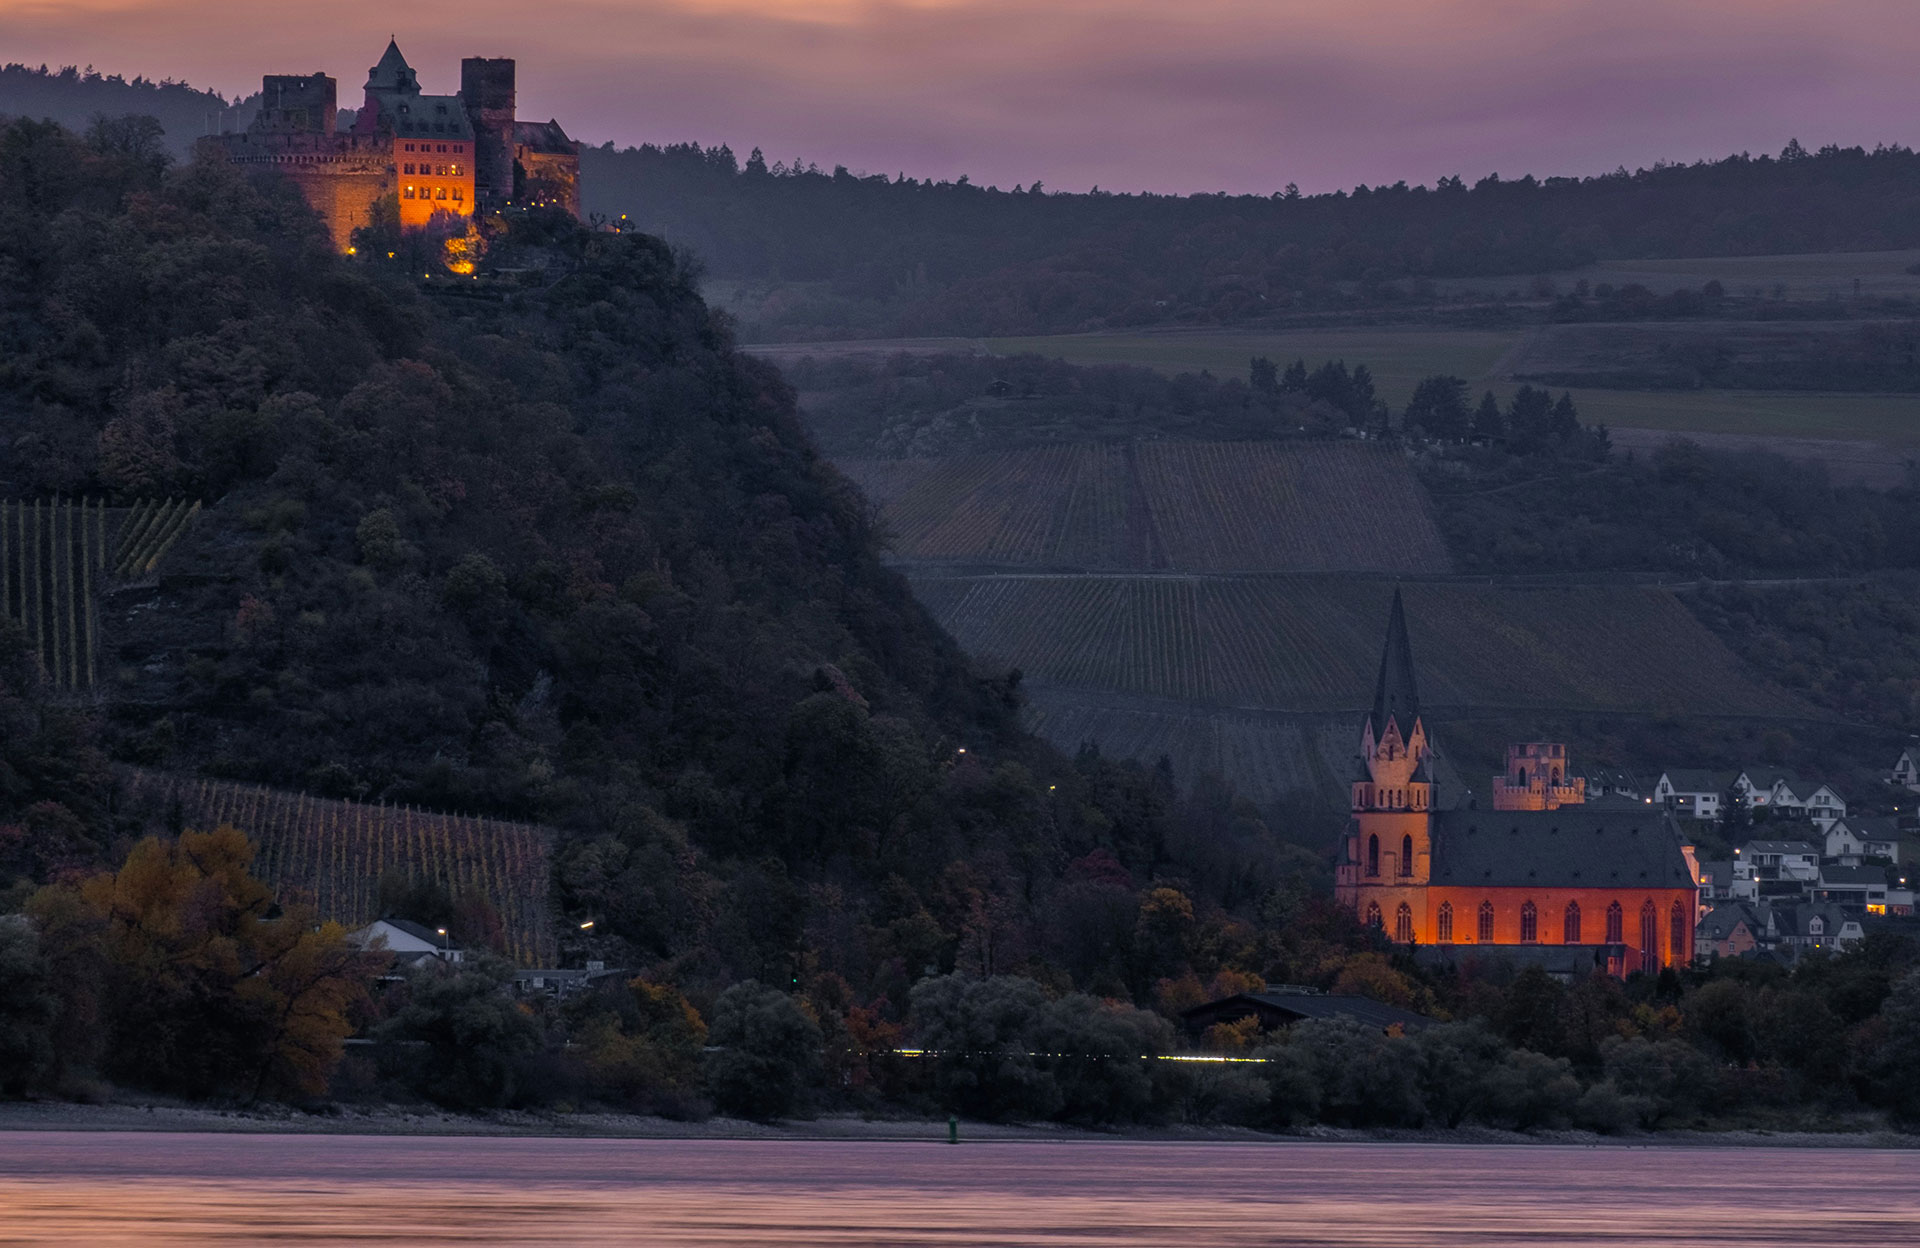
<box><xmin>29</xmin><ymin>826</ymin><xmax>371</xmax><ymax>1101</ymax></box>
<box><xmin>908</xmin><ymin>973</ymin><xmax>1057</xmax><ymax>1120</ymax></box>
<box><xmin>1403</xmin><ymin>375</ymin><xmax>1470</xmax><ymax>440</ymax></box>
<box><xmin>705</xmin><ymin>979</ymin><xmax>823</xmax><ymax>1120</ymax></box>
<box><xmin>1506</xmin><ymin>385</ymin><xmax>1553</xmax><ymax>448</ymax></box>
<box><xmin>375</xmin><ymin>956</ymin><xmax>542</xmax><ymax>1109</ymax></box>
<box><xmin>1471</xmin><ymin>390</ymin><xmax>1505</xmax><ymax>440</ymax></box>
<box><xmin>1280</xmin><ymin>359</ymin><xmax>1308</xmax><ymax>393</ymax></box>
<box><xmin>1549</xmin><ymin>391</ymin><xmax>1580</xmax><ymax>440</ymax></box>
<box><xmin>0</xmin><ymin>915</ymin><xmax>56</xmax><ymax>1094</ymax></box>
<box><xmin>1859</xmin><ymin>968</ymin><xmax>1920</xmax><ymax>1121</ymax></box>
<box><xmin>1249</xmin><ymin>356</ymin><xmax>1279</xmax><ymax>396</ymax></box>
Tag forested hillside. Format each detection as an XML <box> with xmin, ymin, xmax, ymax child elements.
<box><xmin>583</xmin><ymin>140</ymin><xmax>1920</xmax><ymax>339</ymax></box>
<box><xmin>0</xmin><ymin>63</ymin><xmax>250</xmax><ymax>157</ymax></box>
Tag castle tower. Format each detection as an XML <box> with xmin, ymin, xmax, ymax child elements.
<box><xmin>460</xmin><ymin>58</ymin><xmax>517</xmax><ymax>207</ymax></box>
<box><xmin>1491</xmin><ymin>742</ymin><xmax>1586</xmax><ymax>810</ymax></box>
<box><xmin>1336</xmin><ymin>589</ymin><xmax>1435</xmax><ymax>939</ymax></box>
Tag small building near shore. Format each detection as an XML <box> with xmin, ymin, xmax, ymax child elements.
<box><xmin>1180</xmin><ymin>986</ymin><xmax>1430</xmax><ymax>1037</ymax></box>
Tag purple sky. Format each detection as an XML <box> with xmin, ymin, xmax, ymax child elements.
<box><xmin>4</xmin><ymin>0</ymin><xmax>1917</xmax><ymax>193</ymax></box>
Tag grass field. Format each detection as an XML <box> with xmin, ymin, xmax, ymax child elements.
<box><xmin>125</xmin><ymin>771</ymin><xmax>558</xmax><ymax>966</ymax></box>
<box><xmin>1439</xmin><ymin>249</ymin><xmax>1920</xmax><ymax>302</ymax></box>
<box><xmin>974</xmin><ymin>328</ymin><xmax>1920</xmax><ymax>447</ymax></box>
<box><xmin>839</xmin><ymin>441</ymin><xmax>1452</xmax><ymax>572</ymax></box>
<box><xmin>985</xmin><ymin>328</ymin><xmax>1520</xmax><ymax>409</ymax></box>
<box><xmin>911</xmin><ymin>574</ymin><xmax>1806</xmax><ymax>718</ymax></box>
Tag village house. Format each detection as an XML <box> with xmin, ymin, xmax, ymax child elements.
<box><xmin>1891</xmin><ymin>743</ymin><xmax>1920</xmax><ymax>794</ymax></box>
<box><xmin>348</xmin><ymin>918</ymin><xmax>464</xmax><ymax>966</ymax></box>
<box><xmin>1730</xmin><ymin>769</ymin><xmax>1848</xmax><ymax>825</ymax></box>
<box><xmin>1695</xmin><ymin>902</ymin><xmax>1765</xmax><ymax>960</ymax></box>
<box><xmin>1824</xmin><ymin>816</ymin><xmax>1901</xmax><ymax>866</ymax></box>
<box><xmin>1733</xmin><ymin>840</ymin><xmax>1821</xmax><ymax>890</ymax></box>
<box><xmin>1654</xmin><ymin>770</ymin><xmax>1725</xmax><ymax>822</ymax></box>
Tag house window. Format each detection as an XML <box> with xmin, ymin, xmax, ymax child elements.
<box><xmin>403</xmin><ymin>186</ymin><xmax>415</xmax><ymax>199</ymax></box>
<box><xmin>404</xmin><ymin>163</ymin><xmax>414</xmax><ymax>175</ymax></box>
<box><xmin>1366</xmin><ymin>902</ymin><xmax>1382</xmax><ymax>930</ymax></box>
<box><xmin>436</xmin><ymin>187</ymin><xmax>448</xmax><ymax>200</ymax></box>
<box><xmin>1477</xmin><ymin>901</ymin><xmax>1495</xmax><ymax>943</ymax></box>
<box><xmin>1520</xmin><ymin>901</ymin><xmax>1538</xmax><ymax>943</ymax></box>
<box><xmin>1367</xmin><ymin>834</ymin><xmax>1380</xmax><ymax>878</ymax></box>
<box><xmin>1564</xmin><ymin>901</ymin><xmax>1581</xmax><ymax>944</ymax></box>
<box><xmin>1400</xmin><ymin>834</ymin><xmax>1414</xmax><ymax>878</ymax></box>
<box><xmin>452</xmin><ymin>188</ymin><xmax>463</xmax><ymax>203</ymax></box>
<box><xmin>1640</xmin><ymin>900</ymin><xmax>1659</xmax><ymax>974</ymax></box>
<box><xmin>1670</xmin><ymin>900</ymin><xmax>1686</xmax><ymax>964</ymax></box>
<box><xmin>455</xmin><ymin>144</ymin><xmax>464</xmax><ymax>153</ymax></box>
<box><xmin>1395</xmin><ymin>903</ymin><xmax>1414</xmax><ymax>943</ymax></box>
<box><xmin>439</xmin><ymin>143</ymin><xmax>448</xmax><ymax>152</ymax></box>
<box><xmin>1437</xmin><ymin>902</ymin><xmax>1454</xmax><ymax>943</ymax></box>
<box><xmin>1606</xmin><ymin>901</ymin><xmax>1624</xmax><ymax>944</ymax></box>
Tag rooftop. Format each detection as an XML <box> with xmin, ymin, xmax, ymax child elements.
<box><xmin>1430</xmin><ymin>809</ymin><xmax>1695</xmax><ymax>889</ymax></box>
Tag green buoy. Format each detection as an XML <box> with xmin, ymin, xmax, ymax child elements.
<box><xmin>948</xmin><ymin>1114</ymin><xmax>959</xmax><ymax>1144</ymax></box>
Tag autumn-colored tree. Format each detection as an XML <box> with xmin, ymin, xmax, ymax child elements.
<box><xmin>29</xmin><ymin>825</ymin><xmax>372</xmax><ymax>1101</ymax></box>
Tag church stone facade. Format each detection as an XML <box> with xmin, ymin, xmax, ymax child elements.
<box><xmin>204</xmin><ymin>40</ymin><xmax>581</xmax><ymax>251</ymax></box>
<box><xmin>1334</xmin><ymin>590</ymin><xmax>1700</xmax><ymax>977</ymax></box>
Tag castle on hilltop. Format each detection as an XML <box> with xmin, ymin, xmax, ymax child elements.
<box><xmin>203</xmin><ymin>40</ymin><xmax>580</xmax><ymax>251</ymax></box>
<box><xmin>1334</xmin><ymin>590</ymin><xmax>1700</xmax><ymax>977</ymax></box>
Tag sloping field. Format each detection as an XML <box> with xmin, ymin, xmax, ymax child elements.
<box><xmin>1022</xmin><ymin>688</ymin><xmax>1356</xmax><ymax>801</ymax></box>
<box><xmin>840</xmin><ymin>441</ymin><xmax>1452</xmax><ymax>572</ymax></box>
<box><xmin>915</xmin><ymin>574</ymin><xmax>1806</xmax><ymax>718</ymax></box>
<box><xmin>124</xmin><ymin>772</ymin><xmax>557</xmax><ymax>966</ymax></box>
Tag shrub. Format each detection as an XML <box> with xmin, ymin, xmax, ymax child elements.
<box><xmin>705</xmin><ymin>979</ymin><xmax>823</xmax><ymax>1121</ymax></box>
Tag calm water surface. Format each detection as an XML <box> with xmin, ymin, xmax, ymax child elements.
<box><xmin>0</xmin><ymin>1131</ymin><xmax>1913</xmax><ymax>1246</ymax></box>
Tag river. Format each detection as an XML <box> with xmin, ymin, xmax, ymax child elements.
<box><xmin>0</xmin><ymin>1132</ymin><xmax>1913</xmax><ymax>1245</ymax></box>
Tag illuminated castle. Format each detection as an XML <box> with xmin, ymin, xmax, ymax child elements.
<box><xmin>1333</xmin><ymin>590</ymin><xmax>1700</xmax><ymax>977</ymax></box>
<box><xmin>204</xmin><ymin>40</ymin><xmax>580</xmax><ymax>251</ymax></box>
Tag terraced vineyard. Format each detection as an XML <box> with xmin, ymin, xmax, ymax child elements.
<box><xmin>125</xmin><ymin>772</ymin><xmax>557</xmax><ymax>966</ymax></box>
<box><xmin>839</xmin><ymin>440</ymin><xmax>1450</xmax><ymax>572</ymax></box>
<box><xmin>915</xmin><ymin>574</ymin><xmax>1806</xmax><ymax>718</ymax></box>
<box><xmin>0</xmin><ymin>498</ymin><xmax>200</xmax><ymax>689</ymax></box>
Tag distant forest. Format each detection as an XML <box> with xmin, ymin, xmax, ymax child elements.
<box><xmin>0</xmin><ymin>64</ymin><xmax>252</xmax><ymax>157</ymax></box>
<box><xmin>582</xmin><ymin>140</ymin><xmax>1920</xmax><ymax>339</ymax></box>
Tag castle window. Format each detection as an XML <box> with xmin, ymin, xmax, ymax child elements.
<box><xmin>452</xmin><ymin>188</ymin><xmax>463</xmax><ymax>202</ymax></box>
<box><xmin>403</xmin><ymin>186</ymin><xmax>415</xmax><ymax>199</ymax></box>
<box><xmin>1477</xmin><ymin>901</ymin><xmax>1494</xmax><ymax>943</ymax></box>
<box><xmin>436</xmin><ymin>187</ymin><xmax>448</xmax><ymax>200</ymax></box>
<box><xmin>1564</xmin><ymin>901</ymin><xmax>1581</xmax><ymax>943</ymax></box>
<box><xmin>1394</xmin><ymin>903</ymin><xmax>1414</xmax><ymax>943</ymax></box>
<box><xmin>1437</xmin><ymin>902</ymin><xmax>1453</xmax><ymax>943</ymax></box>
<box><xmin>1520</xmin><ymin>901</ymin><xmax>1537</xmax><ymax>943</ymax></box>
<box><xmin>1606</xmin><ymin>901</ymin><xmax>1623</xmax><ymax>944</ymax></box>
<box><xmin>438</xmin><ymin>143</ymin><xmax>448</xmax><ymax>152</ymax></box>
<box><xmin>1670</xmin><ymin>900</ymin><xmax>1687</xmax><ymax>965</ymax></box>
<box><xmin>1365</xmin><ymin>902</ymin><xmax>1382</xmax><ymax>930</ymax></box>
<box><xmin>1367</xmin><ymin>834</ymin><xmax>1380</xmax><ymax>878</ymax></box>
<box><xmin>455</xmin><ymin>144</ymin><xmax>465</xmax><ymax>153</ymax></box>
<box><xmin>1400</xmin><ymin>834</ymin><xmax>1413</xmax><ymax>877</ymax></box>
<box><xmin>1640</xmin><ymin>901</ymin><xmax>1659</xmax><ymax>974</ymax></box>
<box><xmin>404</xmin><ymin>163</ymin><xmax>414</xmax><ymax>175</ymax></box>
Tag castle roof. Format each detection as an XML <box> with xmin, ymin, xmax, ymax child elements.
<box><xmin>1368</xmin><ymin>587</ymin><xmax>1420</xmax><ymax>743</ymax></box>
<box><xmin>1430</xmin><ymin>808</ymin><xmax>1695</xmax><ymax>890</ymax></box>
<box><xmin>367</xmin><ymin>39</ymin><xmax>417</xmax><ymax>94</ymax></box>
<box><xmin>514</xmin><ymin>118</ymin><xmax>577</xmax><ymax>155</ymax></box>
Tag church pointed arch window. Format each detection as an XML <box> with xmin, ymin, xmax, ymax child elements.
<box><xmin>1520</xmin><ymin>901</ymin><xmax>1538</xmax><ymax>943</ymax></box>
<box><xmin>1367</xmin><ymin>834</ymin><xmax>1380</xmax><ymax>878</ymax></box>
<box><xmin>1477</xmin><ymin>900</ymin><xmax>1495</xmax><ymax>943</ymax></box>
<box><xmin>1671</xmin><ymin>900</ymin><xmax>1688</xmax><ymax>966</ymax></box>
<box><xmin>1563</xmin><ymin>901</ymin><xmax>1581</xmax><ymax>944</ymax></box>
<box><xmin>1640</xmin><ymin>900</ymin><xmax>1659</xmax><ymax>974</ymax></box>
<box><xmin>1400</xmin><ymin>834</ymin><xmax>1414</xmax><ymax>877</ymax></box>
<box><xmin>1437</xmin><ymin>902</ymin><xmax>1454</xmax><ymax>943</ymax></box>
<box><xmin>1365</xmin><ymin>902</ymin><xmax>1382</xmax><ymax>930</ymax></box>
<box><xmin>1605</xmin><ymin>901</ymin><xmax>1624</xmax><ymax>944</ymax></box>
<box><xmin>1394</xmin><ymin>903</ymin><xmax>1414</xmax><ymax>943</ymax></box>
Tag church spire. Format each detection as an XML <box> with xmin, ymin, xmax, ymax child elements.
<box><xmin>1368</xmin><ymin>586</ymin><xmax>1421</xmax><ymax>744</ymax></box>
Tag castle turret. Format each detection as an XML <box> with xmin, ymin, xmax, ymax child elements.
<box><xmin>460</xmin><ymin>58</ymin><xmax>517</xmax><ymax>208</ymax></box>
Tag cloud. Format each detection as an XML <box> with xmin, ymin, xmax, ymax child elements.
<box><xmin>0</xmin><ymin>0</ymin><xmax>1915</xmax><ymax>192</ymax></box>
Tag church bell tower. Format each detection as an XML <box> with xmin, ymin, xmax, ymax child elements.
<box><xmin>1336</xmin><ymin>588</ymin><xmax>1435</xmax><ymax>935</ymax></box>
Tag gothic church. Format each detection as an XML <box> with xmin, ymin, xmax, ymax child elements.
<box><xmin>1334</xmin><ymin>590</ymin><xmax>1700</xmax><ymax>976</ymax></box>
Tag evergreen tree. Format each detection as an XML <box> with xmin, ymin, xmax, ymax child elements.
<box><xmin>1550</xmin><ymin>391</ymin><xmax>1580</xmax><ymax>440</ymax></box>
<box><xmin>1249</xmin><ymin>356</ymin><xmax>1279</xmax><ymax>396</ymax></box>
<box><xmin>1403</xmin><ymin>375</ymin><xmax>1470</xmax><ymax>440</ymax></box>
<box><xmin>1280</xmin><ymin>359</ymin><xmax>1308</xmax><ymax>393</ymax></box>
<box><xmin>1472</xmin><ymin>390</ymin><xmax>1505</xmax><ymax>440</ymax></box>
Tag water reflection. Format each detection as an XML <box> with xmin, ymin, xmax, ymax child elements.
<box><xmin>0</xmin><ymin>1132</ymin><xmax>1914</xmax><ymax>1246</ymax></box>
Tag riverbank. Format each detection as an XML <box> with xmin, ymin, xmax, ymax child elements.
<box><xmin>0</xmin><ymin>1099</ymin><xmax>1911</xmax><ymax>1148</ymax></box>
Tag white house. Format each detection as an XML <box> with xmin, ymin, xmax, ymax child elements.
<box><xmin>1824</xmin><ymin>816</ymin><xmax>1901</xmax><ymax>866</ymax></box>
<box><xmin>1776</xmin><ymin>903</ymin><xmax>1864</xmax><ymax>954</ymax></box>
<box><xmin>1814</xmin><ymin>864</ymin><xmax>1891</xmax><ymax>914</ymax></box>
<box><xmin>1733</xmin><ymin>768</ymin><xmax>1797</xmax><ymax>811</ymax></box>
<box><xmin>1655</xmin><ymin>770</ymin><xmax>1725</xmax><ymax>821</ymax></box>
<box><xmin>1734</xmin><ymin>840</ymin><xmax>1821</xmax><ymax>888</ymax></box>
<box><xmin>348</xmin><ymin>918</ymin><xmax>464</xmax><ymax>964</ymax></box>
<box><xmin>1892</xmin><ymin>744</ymin><xmax>1920</xmax><ymax>794</ymax></box>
